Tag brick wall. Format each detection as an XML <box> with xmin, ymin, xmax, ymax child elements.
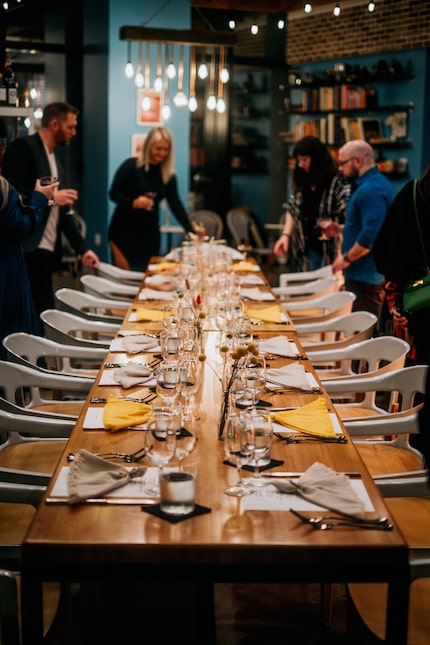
<box><xmin>235</xmin><ymin>0</ymin><xmax>430</xmax><ymax>63</ymax></box>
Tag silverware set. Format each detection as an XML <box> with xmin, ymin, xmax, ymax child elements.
<box><xmin>68</xmin><ymin>450</ymin><xmax>148</xmax><ymax>464</ymax></box>
<box><xmin>274</xmin><ymin>432</ymin><xmax>347</xmax><ymax>444</ymax></box>
<box><xmin>290</xmin><ymin>508</ymin><xmax>393</xmax><ymax>531</ymax></box>
<box><xmin>104</xmin><ymin>357</ymin><xmax>160</xmax><ymax>369</ymax></box>
<box><xmin>117</xmin><ymin>331</ymin><xmax>159</xmax><ymax>338</ymax></box>
<box><xmin>90</xmin><ymin>393</ymin><xmax>157</xmax><ymax>405</ymax></box>
<box><xmin>265</xmin><ymin>383</ymin><xmax>323</xmax><ymax>395</ymax></box>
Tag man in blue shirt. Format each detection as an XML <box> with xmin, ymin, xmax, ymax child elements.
<box><xmin>330</xmin><ymin>140</ymin><xmax>394</xmax><ymax>323</ymax></box>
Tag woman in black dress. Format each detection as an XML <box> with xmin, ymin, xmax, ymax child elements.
<box><xmin>108</xmin><ymin>126</ymin><xmax>193</xmax><ymax>271</ymax></box>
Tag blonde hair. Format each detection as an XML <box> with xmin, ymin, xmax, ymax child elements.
<box><xmin>0</xmin><ymin>176</ymin><xmax>10</xmax><ymax>211</ymax></box>
<box><xmin>137</xmin><ymin>126</ymin><xmax>174</xmax><ymax>184</ymax></box>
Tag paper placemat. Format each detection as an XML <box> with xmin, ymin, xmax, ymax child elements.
<box><xmin>83</xmin><ymin>407</ymin><xmax>150</xmax><ymax>430</ymax></box>
<box><xmin>242</xmin><ymin>479</ymin><xmax>374</xmax><ymax>512</ymax></box>
<box><xmin>273</xmin><ymin>413</ymin><xmax>343</xmax><ymax>436</ymax></box>
<box><xmin>99</xmin><ymin>370</ymin><xmax>156</xmax><ymax>387</ymax></box>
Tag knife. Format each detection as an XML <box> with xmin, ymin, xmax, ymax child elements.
<box><xmin>261</xmin><ymin>471</ymin><xmax>362</xmax><ymax>479</ymax></box>
<box><xmin>117</xmin><ymin>331</ymin><xmax>159</xmax><ymax>338</ymax></box>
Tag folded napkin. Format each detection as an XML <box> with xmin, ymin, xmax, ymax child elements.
<box><xmin>259</xmin><ymin>335</ymin><xmax>298</xmax><ymax>357</ymax></box>
<box><xmin>231</xmin><ymin>261</ymin><xmax>258</xmax><ymax>272</ymax></box>
<box><xmin>134</xmin><ymin>307</ymin><xmax>165</xmax><ymax>322</ymax></box>
<box><xmin>241</xmin><ymin>287</ymin><xmax>275</xmax><ymax>301</ymax></box>
<box><xmin>271</xmin><ymin>462</ymin><xmax>365</xmax><ymax>518</ymax></box>
<box><xmin>103</xmin><ymin>394</ymin><xmax>153</xmax><ymax>432</ymax></box>
<box><xmin>139</xmin><ymin>287</ymin><xmax>175</xmax><ymax>301</ymax></box>
<box><xmin>145</xmin><ymin>274</ymin><xmax>174</xmax><ymax>286</ymax></box>
<box><xmin>266</xmin><ymin>363</ymin><xmax>310</xmax><ymax>388</ymax></box>
<box><xmin>68</xmin><ymin>449</ymin><xmax>146</xmax><ymax>505</ymax></box>
<box><xmin>121</xmin><ymin>335</ymin><xmax>160</xmax><ymax>354</ymax></box>
<box><xmin>273</xmin><ymin>398</ymin><xmax>335</xmax><ymax>438</ymax></box>
<box><xmin>149</xmin><ymin>261</ymin><xmax>180</xmax><ymax>273</ymax></box>
<box><xmin>113</xmin><ymin>364</ymin><xmax>154</xmax><ymax>389</ymax></box>
<box><xmin>237</xmin><ymin>274</ymin><xmax>264</xmax><ymax>285</ymax></box>
<box><xmin>244</xmin><ymin>304</ymin><xmax>284</xmax><ymax>323</ymax></box>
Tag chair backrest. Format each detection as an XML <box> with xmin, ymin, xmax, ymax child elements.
<box><xmin>274</xmin><ymin>276</ymin><xmax>339</xmax><ymax>300</ymax></box>
<box><xmin>284</xmin><ymin>290</ymin><xmax>356</xmax><ymax>322</ymax></box>
<box><xmin>0</xmin><ymin>360</ymin><xmax>92</xmax><ymax>411</ymax></box>
<box><xmin>80</xmin><ymin>274</ymin><xmax>137</xmax><ymax>301</ymax></box>
<box><xmin>226</xmin><ymin>207</ymin><xmax>266</xmax><ymax>250</ymax></box>
<box><xmin>307</xmin><ymin>336</ymin><xmax>411</xmax><ymax>379</ymax></box>
<box><xmin>3</xmin><ymin>332</ymin><xmax>105</xmax><ymax>377</ymax></box>
<box><xmin>40</xmin><ymin>309</ymin><xmax>118</xmax><ymax>348</ymax></box>
<box><xmin>297</xmin><ymin>311</ymin><xmax>378</xmax><ymax>351</ymax></box>
<box><xmin>55</xmin><ymin>288</ymin><xmax>129</xmax><ymax>323</ymax></box>
<box><xmin>95</xmin><ymin>261</ymin><xmax>145</xmax><ymax>285</ymax></box>
<box><xmin>188</xmin><ymin>210</ymin><xmax>224</xmax><ymax>239</ymax></box>
<box><xmin>278</xmin><ymin>265</ymin><xmax>333</xmax><ymax>286</ymax></box>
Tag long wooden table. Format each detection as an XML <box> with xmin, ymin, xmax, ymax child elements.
<box><xmin>21</xmin><ymin>258</ymin><xmax>409</xmax><ymax>644</ymax></box>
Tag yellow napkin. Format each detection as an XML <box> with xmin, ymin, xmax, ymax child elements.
<box><xmin>244</xmin><ymin>304</ymin><xmax>284</xmax><ymax>323</ymax></box>
<box><xmin>103</xmin><ymin>394</ymin><xmax>153</xmax><ymax>432</ymax></box>
<box><xmin>134</xmin><ymin>307</ymin><xmax>165</xmax><ymax>322</ymax></box>
<box><xmin>152</xmin><ymin>261</ymin><xmax>179</xmax><ymax>273</ymax></box>
<box><xmin>273</xmin><ymin>397</ymin><xmax>335</xmax><ymax>438</ymax></box>
<box><xmin>231</xmin><ymin>261</ymin><xmax>257</xmax><ymax>272</ymax></box>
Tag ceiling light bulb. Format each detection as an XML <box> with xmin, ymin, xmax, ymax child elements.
<box><xmin>135</xmin><ymin>70</ymin><xmax>144</xmax><ymax>88</ymax></box>
<box><xmin>277</xmin><ymin>19</ymin><xmax>285</xmax><ymax>29</ymax></box>
<box><xmin>251</xmin><ymin>23</ymin><xmax>259</xmax><ymax>35</ymax></box>
<box><xmin>141</xmin><ymin>95</ymin><xmax>151</xmax><ymax>112</ymax></box>
<box><xmin>188</xmin><ymin>96</ymin><xmax>198</xmax><ymax>113</ymax></box>
<box><xmin>220</xmin><ymin>67</ymin><xmax>230</xmax><ymax>84</ymax></box>
<box><xmin>167</xmin><ymin>62</ymin><xmax>176</xmax><ymax>79</ymax></box>
<box><xmin>198</xmin><ymin>63</ymin><xmax>208</xmax><ymax>80</ymax></box>
<box><xmin>154</xmin><ymin>76</ymin><xmax>163</xmax><ymax>92</ymax></box>
<box><xmin>29</xmin><ymin>87</ymin><xmax>37</xmax><ymax>100</ymax></box>
<box><xmin>216</xmin><ymin>98</ymin><xmax>226</xmax><ymax>114</ymax></box>
<box><xmin>24</xmin><ymin>116</ymin><xmax>31</xmax><ymax>129</ymax></box>
<box><xmin>368</xmin><ymin>1</ymin><xmax>376</xmax><ymax>11</ymax></box>
<box><xmin>125</xmin><ymin>62</ymin><xmax>134</xmax><ymax>78</ymax></box>
<box><xmin>229</xmin><ymin>19</ymin><xmax>236</xmax><ymax>30</ymax></box>
<box><xmin>33</xmin><ymin>107</ymin><xmax>43</xmax><ymax>119</ymax></box>
<box><xmin>333</xmin><ymin>3</ymin><xmax>341</xmax><ymax>16</ymax></box>
<box><xmin>161</xmin><ymin>103</ymin><xmax>171</xmax><ymax>120</ymax></box>
<box><xmin>173</xmin><ymin>90</ymin><xmax>188</xmax><ymax>108</ymax></box>
<box><xmin>207</xmin><ymin>94</ymin><xmax>216</xmax><ymax>111</ymax></box>
<box><xmin>304</xmin><ymin>3</ymin><xmax>312</xmax><ymax>13</ymax></box>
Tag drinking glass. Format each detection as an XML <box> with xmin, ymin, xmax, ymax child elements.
<box><xmin>159</xmin><ymin>329</ymin><xmax>181</xmax><ymax>362</ymax></box>
<box><xmin>245</xmin><ymin>410</ymin><xmax>273</xmax><ymax>488</ymax></box>
<box><xmin>155</xmin><ymin>361</ymin><xmax>180</xmax><ymax>404</ymax></box>
<box><xmin>179</xmin><ymin>324</ymin><xmax>198</xmax><ymax>358</ymax></box>
<box><xmin>179</xmin><ymin>356</ymin><xmax>200</xmax><ymax>422</ymax></box>
<box><xmin>244</xmin><ymin>354</ymin><xmax>266</xmax><ymax>409</ymax></box>
<box><xmin>39</xmin><ymin>175</ymin><xmax>58</xmax><ymax>206</ymax></box>
<box><xmin>144</xmin><ymin>420</ymin><xmax>177</xmax><ymax>496</ymax></box>
<box><xmin>162</xmin><ymin>303</ymin><xmax>179</xmax><ymax>330</ymax></box>
<box><xmin>144</xmin><ymin>191</ymin><xmax>157</xmax><ymax>211</ymax></box>
<box><xmin>223</xmin><ymin>413</ymin><xmax>254</xmax><ymax>497</ymax></box>
<box><xmin>175</xmin><ymin>416</ymin><xmax>198</xmax><ymax>470</ymax></box>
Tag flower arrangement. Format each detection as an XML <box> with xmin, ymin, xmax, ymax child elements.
<box><xmin>218</xmin><ymin>342</ymin><xmax>259</xmax><ymax>438</ymax></box>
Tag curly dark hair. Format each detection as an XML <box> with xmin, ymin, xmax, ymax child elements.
<box><xmin>292</xmin><ymin>136</ymin><xmax>338</xmax><ymax>192</ymax></box>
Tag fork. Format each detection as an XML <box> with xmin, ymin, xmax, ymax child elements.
<box><xmin>90</xmin><ymin>393</ymin><xmax>157</xmax><ymax>404</ymax></box>
<box><xmin>290</xmin><ymin>508</ymin><xmax>393</xmax><ymax>530</ymax></box>
<box><xmin>265</xmin><ymin>384</ymin><xmax>323</xmax><ymax>395</ymax></box>
<box><xmin>117</xmin><ymin>331</ymin><xmax>159</xmax><ymax>338</ymax></box>
<box><xmin>274</xmin><ymin>432</ymin><xmax>347</xmax><ymax>444</ymax></box>
<box><xmin>68</xmin><ymin>449</ymin><xmax>148</xmax><ymax>463</ymax></box>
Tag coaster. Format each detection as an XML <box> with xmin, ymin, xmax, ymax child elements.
<box><xmin>236</xmin><ymin>399</ymin><xmax>272</xmax><ymax>409</ymax></box>
<box><xmin>152</xmin><ymin>428</ymin><xmax>192</xmax><ymax>441</ymax></box>
<box><xmin>142</xmin><ymin>503</ymin><xmax>211</xmax><ymax>523</ymax></box>
<box><xmin>224</xmin><ymin>458</ymin><xmax>284</xmax><ymax>473</ymax></box>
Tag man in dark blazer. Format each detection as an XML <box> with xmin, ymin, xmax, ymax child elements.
<box><xmin>2</xmin><ymin>101</ymin><xmax>99</xmax><ymax>328</ymax></box>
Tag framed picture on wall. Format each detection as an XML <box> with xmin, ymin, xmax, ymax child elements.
<box><xmin>136</xmin><ymin>90</ymin><xmax>161</xmax><ymax>126</ymax></box>
<box><xmin>357</xmin><ymin>117</ymin><xmax>383</xmax><ymax>143</ymax></box>
<box><xmin>131</xmin><ymin>134</ymin><xmax>147</xmax><ymax>157</ymax></box>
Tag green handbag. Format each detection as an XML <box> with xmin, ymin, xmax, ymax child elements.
<box><xmin>402</xmin><ymin>180</ymin><xmax>430</xmax><ymax>313</ymax></box>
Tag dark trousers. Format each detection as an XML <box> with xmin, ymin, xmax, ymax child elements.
<box><xmin>24</xmin><ymin>249</ymin><xmax>56</xmax><ymax>334</ymax></box>
<box><xmin>344</xmin><ymin>277</ymin><xmax>385</xmax><ymax>333</ymax></box>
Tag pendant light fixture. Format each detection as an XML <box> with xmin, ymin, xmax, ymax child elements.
<box><xmin>216</xmin><ymin>46</ymin><xmax>226</xmax><ymax>114</ymax></box>
<box><xmin>173</xmin><ymin>44</ymin><xmax>188</xmax><ymax>107</ymax></box>
<box><xmin>125</xmin><ymin>41</ymin><xmax>134</xmax><ymax>78</ymax></box>
<box><xmin>161</xmin><ymin>44</ymin><xmax>171</xmax><ymax>121</ymax></box>
<box><xmin>135</xmin><ymin>42</ymin><xmax>144</xmax><ymax>88</ymax></box>
<box><xmin>206</xmin><ymin>47</ymin><xmax>216</xmax><ymax>111</ymax></box>
<box><xmin>188</xmin><ymin>46</ymin><xmax>198</xmax><ymax>113</ymax></box>
<box><xmin>141</xmin><ymin>42</ymin><xmax>151</xmax><ymax>111</ymax></box>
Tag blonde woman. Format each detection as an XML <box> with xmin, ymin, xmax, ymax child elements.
<box><xmin>108</xmin><ymin>126</ymin><xmax>193</xmax><ymax>270</ymax></box>
<box><xmin>0</xmin><ymin>175</ymin><xmax>58</xmax><ymax>356</ymax></box>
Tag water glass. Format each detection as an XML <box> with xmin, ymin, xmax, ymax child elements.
<box><xmin>159</xmin><ymin>329</ymin><xmax>181</xmax><ymax>362</ymax></box>
<box><xmin>155</xmin><ymin>361</ymin><xmax>180</xmax><ymax>403</ymax></box>
<box><xmin>159</xmin><ymin>464</ymin><xmax>197</xmax><ymax>516</ymax></box>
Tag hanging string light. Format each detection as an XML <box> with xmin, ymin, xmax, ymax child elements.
<box><xmin>141</xmin><ymin>42</ymin><xmax>151</xmax><ymax>111</ymax></box>
<box><xmin>154</xmin><ymin>43</ymin><xmax>163</xmax><ymax>92</ymax></box>
<box><xmin>304</xmin><ymin>3</ymin><xmax>312</xmax><ymax>13</ymax></box>
<box><xmin>197</xmin><ymin>50</ymin><xmax>209</xmax><ymax>80</ymax></box>
<box><xmin>216</xmin><ymin>46</ymin><xmax>226</xmax><ymax>114</ymax></box>
<box><xmin>161</xmin><ymin>44</ymin><xmax>171</xmax><ymax>121</ymax></box>
<box><xmin>167</xmin><ymin>44</ymin><xmax>176</xmax><ymax>79</ymax></box>
<box><xmin>173</xmin><ymin>44</ymin><xmax>188</xmax><ymax>107</ymax></box>
<box><xmin>125</xmin><ymin>41</ymin><xmax>134</xmax><ymax>78</ymax></box>
<box><xmin>188</xmin><ymin>46</ymin><xmax>198</xmax><ymax>113</ymax></box>
<box><xmin>206</xmin><ymin>47</ymin><xmax>217</xmax><ymax>111</ymax></box>
<box><xmin>368</xmin><ymin>1</ymin><xmax>376</xmax><ymax>11</ymax></box>
<box><xmin>135</xmin><ymin>42</ymin><xmax>144</xmax><ymax>88</ymax></box>
<box><xmin>333</xmin><ymin>3</ymin><xmax>341</xmax><ymax>16</ymax></box>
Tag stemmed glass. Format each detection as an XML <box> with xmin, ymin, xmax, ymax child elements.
<box><xmin>244</xmin><ymin>354</ymin><xmax>266</xmax><ymax>409</ymax></box>
<box><xmin>246</xmin><ymin>410</ymin><xmax>273</xmax><ymax>488</ymax></box>
<box><xmin>223</xmin><ymin>413</ymin><xmax>254</xmax><ymax>497</ymax></box>
<box><xmin>39</xmin><ymin>175</ymin><xmax>58</xmax><ymax>206</ymax></box>
<box><xmin>155</xmin><ymin>361</ymin><xmax>180</xmax><ymax>404</ymax></box>
<box><xmin>144</xmin><ymin>191</ymin><xmax>157</xmax><ymax>211</ymax></box>
<box><xmin>175</xmin><ymin>416</ymin><xmax>198</xmax><ymax>471</ymax></box>
<box><xmin>144</xmin><ymin>419</ymin><xmax>177</xmax><ymax>496</ymax></box>
<box><xmin>163</xmin><ymin>303</ymin><xmax>179</xmax><ymax>331</ymax></box>
<box><xmin>179</xmin><ymin>356</ymin><xmax>200</xmax><ymax>422</ymax></box>
<box><xmin>179</xmin><ymin>324</ymin><xmax>198</xmax><ymax>358</ymax></box>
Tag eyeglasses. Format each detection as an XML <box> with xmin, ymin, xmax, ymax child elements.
<box><xmin>338</xmin><ymin>156</ymin><xmax>357</xmax><ymax>168</ymax></box>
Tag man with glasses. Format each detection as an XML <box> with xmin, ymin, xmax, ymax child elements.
<box><xmin>329</xmin><ymin>139</ymin><xmax>394</xmax><ymax>327</ymax></box>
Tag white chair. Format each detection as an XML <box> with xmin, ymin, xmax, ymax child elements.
<box><xmin>283</xmin><ymin>291</ymin><xmax>356</xmax><ymax>323</ymax></box>
<box><xmin>273</xmin><ymin>276</ymin><xmax>339</xmax><ymax>301</ymax></box>
<box><xmin>277</xmin><ymin>265</ymin><xmax>333</xmax><ymax>285</ymax></box>
<box><xmin>80</xmin><ymin>274</ymin><xmax>138</xmax><ymax>301</ymax></box>
<box><xmin>3</xmin><ymin>332</ymin><xmax>106</xmax><ymax>378</ymax></box>
<box><xmin>95</xmin><ymin>261</ymin><xmax>145</xmax><ymax>285</ymax></box>
<box><xmin>306</xmin><ymin>336</ymin><xmax>410</xmax><ymax>381</ymax></box>
<box><xmin>296</xmin><ymin>311</ymin><xmax>378</xmax><ymax>351</ymax></box>
<box><xmin>0</xmin><ymin>360</ymin><xmax>92</xmax><ymax>417</ymax></box>
<box><xmin>41</xmin><ymin>309</ymin><xmax>118</xmax><ymax>348</ymax></box>
<box><xmin>55</xmin><ymin>287</ymin><xmax>129</xmax><ymax>323</ymax></box>
<box><xmin>188</xmin><ymin>210</ymin><xmax>224</xmax><ymax>239</ymax></box>
<box><xmin>348</xmin><ymin>475</ymin><xmax>430</xmax><ymax>645</ymax></box>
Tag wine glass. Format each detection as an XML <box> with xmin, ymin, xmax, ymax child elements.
<box><xmin>162</xmin><ymin>303</ymin><xmax>179</xmax><ymax>331</ymax></box>
<box><xmin>179</xmin><ymin>356</ymin><xmax>200</xmax><ymax>422</ymax></box>
<box><xmin>39</xmin><ymin>175</ymin><xmax>58</xmax><ymax>206</ymax></box>
<box><xmin>175</xmin><ymin>415</ymin><xmax>198</xmax><ymax>470</ymax></box>
<box><xmin>155</xmin><ymin>361</ymin><xmax>180</xmax><ymax>404</ymax></box>
<box><xmin>179</xmin><ymin>324</ymin><xmax>198</xmax><ymax>358</ymax></box>
<box><xmin>244</xmin><ymin>354</ymin><xmax>266</xmax><ymax>409</ymax></box>
<box><xmin>144</xmin><ymin>191</ymin><xmax>157</xmax><ymax>211</ymax></box>
<box><xmin>245</xmin><ymin>410</ymin><xmax>273</xmax><ymax>488</ymax></box>
<box><xmin>316</xmin><ymin>217</ymin><xmax>333</xmax><ymax>241</ymax></box>
<box><xmin>223</xmin><ymin>413</ymin><xmax>254</xmax><ymax>497</ymax></box>
<box><xmin>144</xmin><ymin>419</ymin><xmax>177</xmax><ymax>496</ymax></box>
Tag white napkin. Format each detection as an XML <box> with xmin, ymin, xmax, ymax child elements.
<box><xmin>237</xmin><ymin>274</ymin><xmax>265</xmax><ymax>285</ymax></box>
<box><xmin>259</xmin><ymin>336</ymin><xmax>299</xmax><ymax>357</ymax></box>
<box><xmin>271</xmin><ymin>462</ymin><xmax>366</xmax><ymax>518</ymax></box>
<box><xmin>145</xmin><ymin>274</ymin><xmax>175</xmax><ymax>286</ymax></box>
<box><xmin>113</xmin><ymin>364</ymin><xmax>154</xmax><ymax>388</ymax></box>
<box><xmin>266</xmin><ymin>363</ymin><xmax>311</xmax><ymax>388</ymax></box>
<box><xmin>241</xmin><ymin>287</ymin><xmax>275</xmax><ymax>301</ymax></box>
<box><xmin>121</xmin><ymin>336</ymin><xmax>160</xmax><ymax>354</ymax></box>
<box><xmin>138</xmin><ymin>288</ymin><xmax>175</xmax><ymax>301</ymax></box>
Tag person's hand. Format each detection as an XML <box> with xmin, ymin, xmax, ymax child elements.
<box><xmin>132</xmin><ymin>195</ymin><xmax>154</xmax><ymax>210</ymax></box>
<box><xmin>274</xmin><ymin>235</ymin><xmax>289</xmax><ymax>258</ymax></box>
<box><xmin>52</xmin><ymin>188</ymin><xmax>79</xmax><ymax>207</ymax></box>
<box><xmin>392</xmin><ymin>307</ymin><xmax>409</xmax><ymax>331</ymax></box>
<box><xmin>34</xmin><ymin>178</ymin><xmax>59</xmax><ymax>201</ymax></box>
<box><xmin>81</xmin><ymin>250</ymin><xmax>99</xmax><ymax>268</ymax></box>
<box><xmin>331</xmin><ymin>253</ymin><xmax>349</xmax><ymax>274</ymax></box>
<box><xmin>322</xmin><ymin>221</ymin><xmax>343</xmax><ymax>238</ymax></box>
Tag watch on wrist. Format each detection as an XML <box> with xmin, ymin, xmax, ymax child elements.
<box><xmin>343</xmin><ymin>252</ymin><xmax>351</xmax><ymax>263</ymax></box>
